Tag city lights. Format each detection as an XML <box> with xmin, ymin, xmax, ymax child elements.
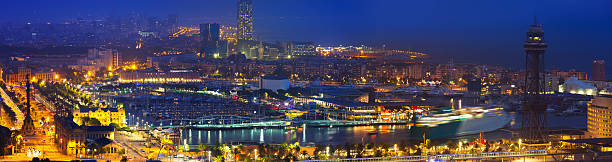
<box><xmin>0</xmin><ymin>0</ymin><xmax>608</xmax><ymax>161</ymax></box>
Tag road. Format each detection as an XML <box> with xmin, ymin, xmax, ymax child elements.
<box><xmin>0</xmin><ymin>88</ymin><xmax>74</xmax><ymax>161</ymax></box>
<box><xmin>296</xmin><ymin>150</ymin><xmax>578</xmax><ymax>162</ymax></box>
<box><xmin>0</xmin><ymin>86</ymin><xmax>24</xmax><ymax>130</ymax></box>
<box><xmin>115</xmin><ymin>131</ymin><xmax>148</xmax><ymax>160</ymax></box>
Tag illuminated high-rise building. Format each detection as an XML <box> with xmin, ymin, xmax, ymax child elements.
<box><xmin>237</xmin><ymin>0</ymin><xmax>254</xmax><ymax>41</ymax></box>
<box><xmin>593</xmin><ymin>59</ymin><xmax>606</xmax><ymax>81</ymax></box>
<box><xmin>220</xmin><ymin>25</ymin><xmax>237</xmax><ymax>41</ymax></box>
<box><xmin>220</xmin><ymin>25</ymin><xmax>238</xmax><ymax>57</ymax></box>
<box><xmin>588</xmin><ymin>95</ymin><xmax>612</xmax><ymax>137</ymax></box>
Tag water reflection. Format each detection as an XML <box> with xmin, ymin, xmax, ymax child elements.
<box><xmin>184</xmin><ymin>125</ymin><xmax>423</xmax><ymax>145</ymax></box>
<box><xmin>179</xmin><ymin>96</ymin><xmax>585</xmax><ymax>146</ymax></box>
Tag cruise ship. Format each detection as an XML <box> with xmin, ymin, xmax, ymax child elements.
<box><xmin>408</xmin><ymin>106</ymin><xmax>512</xmax><ymax>139</ymax></box>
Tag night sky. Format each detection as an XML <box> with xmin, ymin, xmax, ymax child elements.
<box><xmin>1</xmin><ymin>0</ymin><xmax>611</xmax><ymax>78</ymax></box>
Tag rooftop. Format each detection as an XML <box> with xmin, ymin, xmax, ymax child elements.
<box><xmin>86</xmin><ymin>126</ymin><xmax>115</xmax><ymax>132</ymax></box>
<box><xmin>79</xmin><ymin>107</ymin><xmax>119</xmax><ymax>113</ymax></box>
<box><xmin>261</xmin><ymin>76</ymin><xmax>289</xmax><ymax>80</ymax></box>
<box><xmin>309</xmin><ymin>97</ymin><xmax>429</xmax><ymax>107</ymax></box>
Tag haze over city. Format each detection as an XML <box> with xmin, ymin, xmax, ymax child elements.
<box><xmin>0</xmin><ymin>0</ymin><xmax>611</xmax><ymax>74</ymax></box>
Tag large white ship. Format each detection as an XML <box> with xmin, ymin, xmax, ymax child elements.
<box><xmin>410</xmin><ymin>106</ymin><xmax>512</xmax><ymax>138</ymax></box>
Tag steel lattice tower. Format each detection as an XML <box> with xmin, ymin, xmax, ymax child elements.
<box><xmin>521</xmin><ymin>18</ymin><xmax>548</xmax><ymax>143</ymax></box>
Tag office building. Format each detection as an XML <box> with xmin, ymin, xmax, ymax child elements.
<box><xmin>593</xmin><ymin>60</ymin><xmax>606</xmax><ymax>81</ymax></box>
<box><xmin>201</xmin><ymin>23</ymin><xmax>220</xmax><ymax>42</ymax></box>
<box><xmin>588</xmin><ymin>95</ymin><xmax>612</xmax><ymax>137</ymax></box>
<box><xmin>1</xmin><ymin>67</ymin><xmax>57</xmax><ymax>84</ymax></box>
<box><xmin>237</xmin><ymin>0</ymin><xmax>254</xmax><ymax>41</ymax></box>
<box><xmin>84</xmin><ymin>48</ymin><xmax>120</xmax><ymax>70</ymax></box>
<box><xmin>556</xmin><ymin>69</ymin><xmax>588</xmax><ymax>80</ymax></box>
<box><xmin>544</xmin><ymin>73</ymin><xmax>559</xmax><ymax>94</ymax></box>
<box><xmin>467</xmin><ymin>77</ymin><xmax>482</xmax><ymax>96</ymax></box>
<box><xmin>220</xmin><ymin>25</ymin><xmax>237</xmax><ymax>41</ymax></box>
<box><xmin>200</xmin><ymin>23</ymin><xmax>221</xmax><ymax>58</ymax></box>
<box><xmin>167</xmin><ymin>14</ymin><xmax>179</xmax><ymax>34</ymax></box>
<box><xmin>290</xmin><ymin>42</ymin><xmax>316</xmax><ymax>56</ymax></box>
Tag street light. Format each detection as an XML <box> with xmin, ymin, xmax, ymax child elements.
<box><xmin>518</xmin><ymin>139</ymin><xmax>522</xmax><ymax>150</ymax></box>
<box><xmin>394</xmin><ymin>144</ymin><xmax>398</xmax><ymax>153</ymax></box>
<box><xmin>208</xmin><ymin>151</ymin><xmax>212</xmax><ymax>162</ymax></box>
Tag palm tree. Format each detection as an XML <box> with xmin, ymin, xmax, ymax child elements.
<box><xmin>257</xmin><ymin>144</ymin><xmax>266</xmax><ymax>158</ymax></box>
<box><xmin>344</xmin><ymin>142</ymin><xmax>352</xmax><ymax>158</ymax></box>
<box><xmin>300</xmin><ymin>150</ymin><xmax>309</xmax><ymax>159</ymax></box>
<box><xmin>197</xmin><ymin>144</ymin><xmax>207</xmax><ymax>160</ymax></box>
<box><xmin>220</xmin><ymin>144</ymin><xmax>230</xmax><ymax>159</ymax></box>
<box><xmin>313</xmin><ymin>144</ymin><xmax>323</xmax><ymax>159</ymax></box>
<box><xmin>355</xmin><ymin>143</ymin><xmax>364</xmax><ymax>158</ymax></box>
<box><xmin>289</xmin><ymin>142</ymin><xmax>301</xmax><ymax>158</ymax></box>
<box><xmin>232</xmin><ymin>145</ymin><xmax>242</xmax><ymax>161</ymax></box>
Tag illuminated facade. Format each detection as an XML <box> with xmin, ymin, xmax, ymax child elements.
<box><xmin>237</xmin><ymin>0</ymin><xmax>254</xmax><ymax>41</ymax></box>
<box><xmin>560</xmin><ymin>77</ymin><xmax>597</xmax><ymax>95</ymax></box>
<box><xmin>171</xmin><ymin>26</ymin><xmax>199</xmax><ymax>37</ymax></box>
<box><xmin>118</xmin><ymin>69</ymin><xmax>201</xmax><ymax>83</ymax></box>
<box><xmin>290</xmin><ymin>42</ymin><xmax>316</xmax><ymax>56</ymax></box>
<box><xmin>220</xmin><ymin>25</ymin><xmax>239</xmax><ymax>57</ymax></box>
<box><xmin>55</xmin><ymin>116</ymin><xmax>116</xmax><ymax>156</ymax></box>
<box><xmin>73</xmin><ymin>107</ymin><xmax>127</xmax><ymax>127</ymax></box>
<box><xmin>587</xmin><ymin>95</ymin><xmax>612</xmax><ymax>137</ymax></box>
<box><xmin>294</xmin><ymin>97</ymin><xmax>428</xmax><ymax>121</ymax></box>
<box><xmin>220</xmin><ymin>25</ymin><xmax>237</xmax><ymax>41</ymax></box>
<box><xmin>1</xmin><ymin>67</ymin><xmax>56</xmax><ymax>84</ymax></box>
<box><xmin>544</xmin><ymin>74</ymin><xmax>559</xmax><ymax>94</ymax></box>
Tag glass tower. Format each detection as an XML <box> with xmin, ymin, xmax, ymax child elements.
<box><xmin>237</xmin><ymin>0</ymin><xmax>254</xmax><ymax>41</ymax></box>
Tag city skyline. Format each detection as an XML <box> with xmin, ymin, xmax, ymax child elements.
<box><xmin>1</xmin><ymin>1</ymin><xmax>612</xmax><ymax>161</ymax></box>
<box><xmin>0</xmin><ymin>0</ymin><xmax>610</xmax><ymax>76</ymax></box>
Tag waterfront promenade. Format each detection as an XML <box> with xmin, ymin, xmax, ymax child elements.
<box><xmin>157</xmin><ymin>119</ymin><xmax>411</xmax><ymax>130</ymax></box>
<box><xmin>298</xmin><ymin>150</ymin><xmax>567</xmax><ymax>162</ymax></box>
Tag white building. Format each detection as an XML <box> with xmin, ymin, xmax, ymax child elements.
<box><xmin>259</xmin><ymin>76</ymin><xmax>290</xmax><ymax>91</ymax></box>
<box><xmin>560</xmin><ymin>77</ymin><xmax>597</xmax><ymax>95</ymax></box>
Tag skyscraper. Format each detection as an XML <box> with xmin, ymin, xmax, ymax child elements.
<box><xmin>521</xmin><ymin>18</ymin><xmax>548</xmax><ymax>143</ymax></box>
<box><xmin>167</xmin><ymin>14</ymin><xmax>179</xmax><ymax>34</ymax></box>
<box><xmin>201</xmin><ymin>23</ymin><xmax>220</xmax><ymax>42</ymax></box>
<box><xmin>588</xmin><ymin>95</ymin><xmax>612</xmax><ymax>138</ymax></box>
<box><xmin>237</xmin><ymin>0</ymin><xmax>254</xmax><ymax>41</ymax></box>
<box><xmin>593</xmin><ymin>60</ymin><xmax>606</xmax><ymax>81</ymax></box>
<box><xmin>200</xmin><ymin>23</ymin><xmax>221</xmax><ymax>59</ymax></box>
